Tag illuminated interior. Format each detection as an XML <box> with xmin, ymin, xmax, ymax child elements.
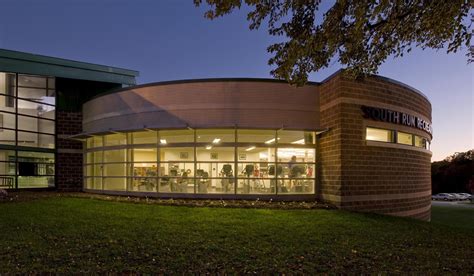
<box><xmin>84</xmin><ymin>129</ymin><xmax>317</xmax><ymax>195</ymax></box>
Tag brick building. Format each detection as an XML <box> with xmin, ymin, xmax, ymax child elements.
<box><xmin>0</xmin><ymin>49</ymin><xmax>432</xmax><ymax>221</ymax></box>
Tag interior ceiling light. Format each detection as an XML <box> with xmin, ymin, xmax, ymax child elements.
<box><xmin>245</xmin><ymin>146</ymin><xmax>256</xmax><ymax>151</ymax></box>
<box><xmin>291</xmin><ymin>139</ymin><xmax>305</xmax><ymax>144</ymax></box>
<box><xmin>160</xmin><ymin>139</ymin><xmax>167</xmax><ymax>144</ymax></box>
<box><xmin>205</xmin><ymin>145</ymin><xmax>212</xmax><ymax>150</ymax></box>
<box><xmin>264</xmin><ymin>138</ymin><xmax>280</xmax><ymax>144</ymax></box>
<box><xmin>212</xmin><ymin>138</ymin><xmax>221</xmax><ymax>144</ymax></box>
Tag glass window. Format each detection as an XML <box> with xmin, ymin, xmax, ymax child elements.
<box><xmin>17</xmin><ymin>131</ymin><xmax>38</xmax><ymax>147</ymax></box>
<box><xmin>158</xmin><ymin>177</ymin><xmax>194</xmax><ymax>193</ymax></box>
<box><xmin>196</xmin><ymin>129</ymin><xmax>235</xmax><ymax>143</ymax></box>
<box><xmin>132</xmin><ymin>163</ymin><xmax>158</xmax><ymax>177</ymax></box>
<box><xmin>104</xmin><ymin>133</ymin><xmax>127</xmax><ymax>146</ymax></box>
<box><xmin>16</xmin><ymin>151</ymin><xmax>54</xmax><ymax>188</ymax></box>
<box><xmin>0</xmin><ymin>95</ymin><xmax>15</xmax><ymax>110</ymax></box>
<box><xmin>47</xmin><ymin>78</ymin><xmax>55</xmax><ymax>89</ymax></box>
<box><xmin>196</xmin><ymin>162</ymin><xmax>233</xmax><ymax>178</ymax></box>
<box><xmin>18</xmin><ymin>176</ymin><xmax>54</xmax><ymax>188</ymax></box>
<box><xmin>277</xmin><ymin>148</ymin><xmax>315</xmax><ymax>163</ymax></box>
<box><xmin>278</xmin><ymin>130</ymin><xmax>315</xmax><ymax>145</ymax></box>
<box><xmin>18</xmin><ymin>75</ymin><xmax>47</xmax><ymax>88</ymax></box>
<box><xmin>0</xmin><ymin>112</ymin><xmax>16</xmax><ymax>129</ymax></box>
<box><xmin>35</xmin><ymin>134</ymin><xmax>54</xmax><ymax>149</ymax></box>
<box><xmin>159</xmin><ymin>162</ymin><xmax>194</xmax><ymax>177</ymax></box>
<box><xmin>104</xmin><ymin>149</ymin><xmax>126</xmax><ymax>163</ymax></box>
<box><xmin>130</xmin><ymin>177</ymin><xmax>157</xmax><ymax>192</ymax></box>
<box><xmin>17</xmin><ymin>99</ymin><xmax>55</xmax><ymax>116</ymax></box>
<box><xmin>414</xmin><ymin>136</ymin><xmax>426</xmax><ymax>148</ymax></box>
<box><xmin>103</xmin><ymin>177</ymin><xmax>126</xmax><ymax>191</ymax></box>
<box><xmin>17</xmin><ymin>87</ymin><xmax>47</xmax><ymax>101</ymax></box>
<box><xmin>86</xmin><ymin>151</ymin><xmax>102</xmax><ymax>164</ymax></box>
<box><xmin>197</xmin><ymin>147</ymin><xmax>234</xmax><ymax>162</ymax></box>
<box><xmin>237</xmin><ymin>177</ymin><xmax>275</xmax><ymax>194</ymax></box>
<box><xmin>132</xmin><ymin>148</ymin><xmax>157</xmax><ymax>162</ymax></box>
<box><xmin>0</xmin><ymin>129</ymin><xmax>16</xmax><ymax>145</ymax></box>
<box><xmin>85</xmin><ymin>177</ymin><xmax>102</xmax><ymax>190</ymax></box>
<box><xmin>237</xmin><ymin>147</ymin><xmax>275</xmax><ymax>162</ymax></box>
<box><xmin>160</xmin><ymin>147</ymin><xmax>194</xmax><ymax>162</ymax></box>
<box><xmin>0</xmin><ymin>150</ymin><xmax>15</xmax><ymax>176</ymax></box>
<box><xmin>87</xmin><ymin>136</ymin><xmax>103</xmax><ymax>148</ymax></box>
<box><xmin>238</xmin><ymin>129</ymin><xmax>276</xmax><ymax>143</ymax></box>
<box><xmin>397</xmin><ymin>132</ymin><xmax>413</xmax><ymax>145</ymax></box>
<box><xmin>83</xmin><ymin>129</ymin><xmax>318</xmax><ymax>195</ymax></box>
<box><xmin>18</xmin><ymin>131</ymin><xmax>54</xmax><ymax>149</ymax></box>
<box><xmin>278</xmin><ymin>179</ymin><xmax>314</xmax><ymax>194</ymax></box>
<box><xmin>158</xmin><ymin>129</ymin><xmax>193</xmax><ymax>144</ymax></box>
<box><xmin>132</xmin><ymin>131</ymin><xmax>157</xmax><ymax>144</ymax></box>
<box><xmin>366</xmin><ymin>127</ymin><xmax>393</xmax><ymax>142</ymax></box>
<box><xmin>103</xmin><ymin>163</ymin><xmax>127</xmax><ymax>177</ymax></box>
<box><xmin>18</xmin><ymin>115</ymin><xmax>55</xmax><ymax>134</ymax></box>
<box><xmin>0</xmin><ymin>73</ymin><xmax>16</xmax><ymax>96</ymax></box>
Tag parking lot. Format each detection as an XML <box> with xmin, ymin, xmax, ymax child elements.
<box><xmin>432</xmin><ymin>200</ymin><xmax>474</xmax><ymax>208</ymax></box>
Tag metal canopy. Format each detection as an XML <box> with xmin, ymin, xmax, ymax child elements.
<box><xmin>0</xmin><ymin>48</ymin><xmax>139</xmax><ymax>85</ymax></box>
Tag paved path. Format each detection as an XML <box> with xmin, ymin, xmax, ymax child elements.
<box><xmin>432</xmin><ymin>200</ymin><xmax>474</xmax><ymax>208</ymax></box>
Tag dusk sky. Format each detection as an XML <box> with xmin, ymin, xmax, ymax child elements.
<box><xmin>0</xmin><ymin>0</ymin><xmax>471</xmax><ymax>161</ymax></box>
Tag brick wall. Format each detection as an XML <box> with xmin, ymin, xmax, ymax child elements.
<box><xmin>56</xmin><ymin>111</ymin><xmax>83</xmax><ymax>191</ymax></box>
<box><xmin>318</xmin><ymin>74</ymin><xmax>432</xmax><ymax>221</ymax></box>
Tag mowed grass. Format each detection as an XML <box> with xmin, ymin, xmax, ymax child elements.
<box><xmin>0</xmin><ymin>197</ymin><xmax>473</xmax><ymax>274</ymax></box>
<box><xmin>431</xmin><ymin>205</ymin><xmax>474</xmax><ymax>230</ymax></box>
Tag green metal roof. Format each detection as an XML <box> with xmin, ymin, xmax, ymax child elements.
<box><xmin>0</xmin><ymin>48</ymin><xmax>139</xmax><ymax>85</ymax></box>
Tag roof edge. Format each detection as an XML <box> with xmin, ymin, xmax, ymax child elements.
<box><xmin>0</xmin><ymin>48</ymin><xmax>139</xmax><ymax>77</ymax></box>
<box><xmin>89</xmin><ymin>77</ymin><xmax>321</xmax><ymax>101</ymax></box>
<box><xmin>320</xmin><ymin>69</ymin><xmax>429</xmax><ymax>102</ymax></box>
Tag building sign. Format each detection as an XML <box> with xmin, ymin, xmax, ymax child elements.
<box><xmin>361</xmin><ymin>106</ymin><xmax>432</xmax><ymax>135</ymax></box>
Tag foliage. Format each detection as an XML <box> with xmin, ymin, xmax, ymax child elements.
<box><xmin>432</xmin><ymin>149</ymin><xmax>474</xmax><ymax>194</ymax></box>
<box><xmin>0</xmin><ymin>197</ymin><xmax>473</xmax><ymax>273</ymax></box>
<box><xmin>194</xmin><ymin>0</ymin><xmax>472</xmax><ymax>85</ymax></box>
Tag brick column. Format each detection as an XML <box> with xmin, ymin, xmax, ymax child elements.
<box><xmin>318</xmin><ymin>74</ymin><xmax>432</xmax><ymax>221</ymax></box>
<box><xmin>56</xmin><ymin>111</ymin><xmax>83</xmax><ymax>191</ymax></box>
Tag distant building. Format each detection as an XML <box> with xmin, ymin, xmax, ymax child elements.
<box><xmin>0</xmin><ymin>49</ymin><xmax>432</xmax><ymax>220</ymax></box>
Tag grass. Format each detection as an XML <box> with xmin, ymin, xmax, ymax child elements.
<box><xmin>0</xmin><ymin>196</ymin><xmax>473</xmax><ymax>274</ymax></box>
<box><xmin>431</xmin><ymin>205</ymin><xmax>474</xmax><ymax>230</ymax></box>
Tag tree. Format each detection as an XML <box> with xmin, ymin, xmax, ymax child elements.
<box><xmin>194</xmin><ymin>0</ymin><xmax>472</xmax><ymax>85</ymax></box>
<box><xmin>431</xmin><ymin>150</ymin><xmax>474</xmax><ymax>194</ymax></box>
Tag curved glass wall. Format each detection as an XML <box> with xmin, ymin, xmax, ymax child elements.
<box><xmin>84</xmin><ymin>129</ymin><xmax>317</xmax><ymax>195</ymax></box>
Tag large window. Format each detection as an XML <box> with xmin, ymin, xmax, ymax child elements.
<box><xmin>84</xmin><ymin>129</ymin><xmax>317</xmax><ymax>196</ymax></box>
<box><xmin>0</xmin><ymin>72</ymin><xmax>56</xmax><ymax>188</ymax></box>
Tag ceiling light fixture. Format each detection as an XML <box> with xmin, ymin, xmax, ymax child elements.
<box><xmin>264</xmin><ymin>138</ymin><xmax>280</xmax><ymax>144</ymax></box>
<box><xmin>291</xmin><ymin>139</ymin><xmax>305</xmax><ymax>144</ymax></box>
<box><xmin>245</xmin><ymin>146</ymin><xmax>256</xmax><ymax>151</ymax></box>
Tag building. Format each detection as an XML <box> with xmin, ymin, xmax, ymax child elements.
<box><xmin>0</xmin><ymin>49</ymin><xmax>432</xmax><ymax>221</ymax></box>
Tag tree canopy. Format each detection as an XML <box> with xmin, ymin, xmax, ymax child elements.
<box><xmin>194</xmin><ymin>0</ymin><xmax>472</xmax><ymax>85</ymax></box>
<box><xmin>432</xmin><ymin>150</ymin><xmax>473</xmax><ymax>194</ymax></box>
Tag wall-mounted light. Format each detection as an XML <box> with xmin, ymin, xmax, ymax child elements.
<box><xmin>160</xmin><ymin>139</ymin><xmax>167</xmax><ymax>144</ymax></box>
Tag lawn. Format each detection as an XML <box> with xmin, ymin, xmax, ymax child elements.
<box><xmin>0</xmin><ymin>196</ymin><xmax>473</xmax><ymax>273</ymax></box>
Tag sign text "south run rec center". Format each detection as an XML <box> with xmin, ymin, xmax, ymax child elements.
<box><xmin>361</xmin><ymin>106</ymin><xmax>432</xmax><ymax>135</ymax></box>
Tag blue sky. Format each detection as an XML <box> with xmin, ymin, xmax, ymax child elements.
<box><xmin>0</xmin><ymin>0</ymin><xmax>472</xmax><ymax>161</ymax></box>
